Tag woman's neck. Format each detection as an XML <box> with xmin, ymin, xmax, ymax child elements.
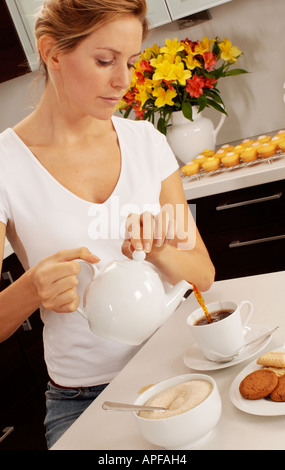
<box><xmin>15</xmin><ymin>81</ymin><xmax>113</xmax><ymax>147</ymax></box>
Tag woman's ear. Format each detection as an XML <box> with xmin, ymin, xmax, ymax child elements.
<box><xmin>38</xmin><ymin>34</ymin><xmax>60</xmax><ymax>70</ymax></box>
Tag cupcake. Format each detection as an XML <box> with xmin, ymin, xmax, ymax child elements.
<box><xmin>271</xmin><ymin>135</ymin><xmax>285</xmax><ymax>151</ymax></box>
<box><xmin>201</xmin><ymin>149</ymin><xmax>215</xmax><ymax>158</ymax></box>
<box><xmin>221</xmin><ymin>152</ymin><xmax>240</xmax><ymax>167</ymax></box>
<box><xmin>181</xmin><ymin>162</ymin><xmax>200</xmax><ymax>176</ymax></box>
<box><xmin>241</xmin><ymin>138</ymin><xmax>254</xmax><ymax>147</ymax></box>
<box><xmin>257</xmin><ymin>135</ymin><xmax>271</xmax><ymax>144</ymax></box>
<box><xmin>212</xmin><ymin>149</ymin><xmax>226</xmax><ymax>160</ymax></box>
<box><xmin>278</xmin><ymin>139</ymin><xmax>285</xmax><ymax>153</ymax></box>
<box><xmin>258</xmin><ymin>142</ymin><xmax>277</xmax><ymax>158</ymax></box>
<box><xmin>233</xmin><ymin>145</ymin><xmax>244</xmax><ymax>155</ymax></box>
<box><xmin>193</xmin><ymin>154</ymin><xmax>208</xmax><ymax>168</ymax></box>
<box><xmin>202</xmin><ymin>157</ymin><xmax>220</xmax><ymax>172</ymax></box>
<box><xmin>220</xmin><ymin>144</ymin><xmax>234</xmax><ymax>152</ymax></box>
<box><xmin>240</xmin><ymin>147</ymin><xmax>258</xmax><ymax>163</ymax></box>
<box><xmin>251</xmin><ymin>141</ymin><xmax>263</xmax><ymax>152</ymax></box>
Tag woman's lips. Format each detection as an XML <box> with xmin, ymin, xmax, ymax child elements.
<box><xmin>100</xmin><ymin>97</ymin><xmax>121</xmax><ymax>105</ymax></box>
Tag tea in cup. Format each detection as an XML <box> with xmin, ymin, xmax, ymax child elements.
<box><xmin>186</xmin><ymin>300</ymin><xmax>253</xmax><ymax>361</ymax></box>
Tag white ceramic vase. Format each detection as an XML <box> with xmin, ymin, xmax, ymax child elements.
<box><xmin>167</xmin><ymin>107</ymin><xmax>226</xmax><ymax>165</ymax></box>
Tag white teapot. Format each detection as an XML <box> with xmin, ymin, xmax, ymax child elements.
<box><xmin>77</xmin><ymin>251</ymin><xmax>192</xmax><ymax>345</ymax></box>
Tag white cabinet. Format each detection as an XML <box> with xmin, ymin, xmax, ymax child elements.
<box><xmin>165</xmin><ymin>0</ymin><xmax>232</xmax><ymax>20</ymax></box>
<box><xmin>5</xmin><ymin>0</ymin><xmax>233</xmax><ymax>72</ymax></box>
<box><xmin>5</xmin><ymin>0</ymin><xmax>43</xmax><ymax>71</ymax></box>
<box><xmin>146</xmin><ymin>0</ymin><xmax>172</xmax><ymax>29</ymax></box>
<box><xmin>147</xmin><ymin>0</ymin><xmax>232</xmax><ymax>27</ymax></box>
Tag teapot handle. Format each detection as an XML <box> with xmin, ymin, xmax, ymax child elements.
<box><xmin>76</xmin><ymin>260</ymin><xmax>99</xmax><ymax>320</ymax></box>
<box><xmin>77</xmin><ymin>259</ymin><xmax>99</xmax><ymax>281</ymax></box>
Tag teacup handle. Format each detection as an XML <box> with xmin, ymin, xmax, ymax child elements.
<box><xmin>76</xmin><ymin>260</ymin><xmax>100</xmax><ymax>319</ymax></box>
<box><xmin>239</xmin><ymin>300</ymin><xmax>253</xmax><ymax>327</ymax></box>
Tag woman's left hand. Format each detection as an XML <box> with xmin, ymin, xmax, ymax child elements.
<box><xmin>121</xmin><ymin>211</ymin><xmax>172</xmax><ymax>258</ymax></box>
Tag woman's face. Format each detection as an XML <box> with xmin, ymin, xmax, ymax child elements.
<box><xmin>54</xmin><ymin>16</ymin><xmax>143</xmax><ymax>120</ymax></box>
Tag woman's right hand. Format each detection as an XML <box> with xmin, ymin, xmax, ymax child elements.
<box><xmin>30</xmin><ymin>247</ymin><xmax>100</xmax><ymax>313</ymax></box>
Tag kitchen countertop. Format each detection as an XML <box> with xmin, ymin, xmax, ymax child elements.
<box><xmin>52</xmin><ymin>270</ymin><xmax>285</xmax><ymax>451</ymax></box>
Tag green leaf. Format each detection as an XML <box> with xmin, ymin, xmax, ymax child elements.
<box><xmin>224</xmin><ymin>68</ymin><xmax>248</xmax><ymax>76</ymax></box>
<box><xmin>182</xmin><ymin>102</ymin><xmax>193</xmax><ymax>121</ymax></box>
<box><xmin>206</xmin><ymin>99</ymin><xmax>228</xmax><ymax>115</ymax></box>
<box><xmin>197</xmin><ymin>94</ymin><xmax>207</xmax><ymax>112</ymax></box>
<box><xmin>157</xmin><ymin>117</ymin><xmax>167</xmax><ymax>135</ymax></box>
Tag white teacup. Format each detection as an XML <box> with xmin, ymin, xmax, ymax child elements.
<box><xmin>186</xmin><ymin>300</ymin><xmax>253</xmax><ymax>361</ymax></box>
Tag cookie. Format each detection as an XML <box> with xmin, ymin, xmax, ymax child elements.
<box><xmin>257</xmin><ymin>352</ymin><xmax>285</xmax><ymax>368</ymax></box>
<box><xmin>265</xmin><ymin>367</ymin><xmax>285</xmax><ymax>377</ymax></box>
<box><xmin>239</xmin><ymin>369</ymin><xmax>278</xmax><ymax>400</ymax></box>
<box><xmin>270</xmin><ymin>375</ymin><xmax>285</xmax><ymax>402</ymax></box>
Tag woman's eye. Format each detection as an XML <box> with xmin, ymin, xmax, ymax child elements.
<box><xmin>97</xmin><ymin>60</ymin><xmax>113</xmax><ymax>67</ymax></box>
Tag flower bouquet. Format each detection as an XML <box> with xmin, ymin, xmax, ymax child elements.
<box><xmin>117</xmin><ymin>37</ymin><xmax>247</xmax><ymax>135</ymax></box>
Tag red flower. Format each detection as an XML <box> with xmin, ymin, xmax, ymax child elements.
<box><xmin>135</xmin><ymin>71</ymin><xmax>145</xmax><ymax>85</ymax></box>
<box><xmin>133</xmin><ymin>104</ymin><xmax>145</xmax><ymax>120</ymax></box>
<box><xmin>124</xmin><ymin>90</ymin><xmax>136</xmax><ymax>105</ymax></box>
<box><xmin>186</xmin><ymin>75</ymin><xmax>205</xmax><ymax>98</ymax></box>
<box><xmin>181</xmin><ymin>38</ymin><xmax>198</xmax><ymax>52</ymax></box>
<box><xmin>203</xmin><ymin>77</ymin><xmax>217</xmax><ymax>89</ymax></box>
<box><xmin>140</xmin><ymin>59</ymin><xmax>153</xmax><ymax>73</ymax></box>
<box><xmin>203</xmin><ymin>51</ymin><xmax>217</xmax><ymax>71</ymax></box>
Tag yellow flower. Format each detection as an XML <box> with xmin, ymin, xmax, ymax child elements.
<box><xmin>140</xmin><ymin>44</ymin><xmax>160</xmax><ymax>61</ymax></box>
<box><xmin>152</xmin><ymin>87</ymin><xmax>177</xmax><ymax>107</ymax></box>
<box><xmin>183</xmin><ymin>46</ymin><xmax>202</xmax><ymax>70</ymax></box>
<box><xmin>135</xmin><ymin>85</ymin><xmax>150</xmax><ymax>108</ymax></box>
<box><xmin>218</xmin><ymin>38</ymin><xmax>242</xmax><ymax>63</ymax></box>
<box><xmin>153</xmin><ymin>60</ymin><xmax>177</xmax><ymax>82</ymax></box>
<box><xmin>151</xmin><ymin>53</ymin><xmax>175</xmax><ymax>68</ymax></box>
<box><xmin>171</xmin><ymin>57</ymin><xmax>191</xmax><ymax>85</ymax></box>
<box><xmin>160</xmin><ymin>38</ymin><xmax>184</xmax><ymax>56</ymax></box>
<box><xmin>194</xmin><ymin>37</ymin><xmax>215</xmax><ymax>55</ymax></box>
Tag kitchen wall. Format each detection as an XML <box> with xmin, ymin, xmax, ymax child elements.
<box><xmin>0</xmin><ymin>0</ymin><xmax>284</xmax><ymax>144</ymax></box>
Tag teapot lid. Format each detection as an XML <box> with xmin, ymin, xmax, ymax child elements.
<box><xmin>132</xmin><ymin>250</ymin><xmax>146</xmax><ymax>262</ymax></box>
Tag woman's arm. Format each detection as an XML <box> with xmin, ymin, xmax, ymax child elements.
<box><xmin>0</xmin><ymin>222</ymin><xmax>40</xmax><ymax>342</ymax></box>
<box><xmin>122</xmin><ymin>170</ymin><xmax>215</xmax><ymax>291</ymax></box>
<box><xmin>0</xmin><ymin>223</ymin><xmax>99</xmax><ymax>343</ymax></box>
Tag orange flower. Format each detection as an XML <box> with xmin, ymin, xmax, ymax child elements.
<box><xmin>203</xmin><ymin>51</ymin><xmax>217</xmax><ymax>71</ymax></box>
<box><xmin>186</xmin><ymin>75</ymin><xmax>205</xmax><ymax>98</ymax></box>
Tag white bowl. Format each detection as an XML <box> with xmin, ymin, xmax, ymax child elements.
<box><xmin>133</xmin><ymin>373</ymin><xmax>221</xmax><ymax>449</ymax></box>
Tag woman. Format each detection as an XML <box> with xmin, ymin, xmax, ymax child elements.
<box><xmin>0</xmin><ymin>0</ymin><xmax>215</xmax><ymax>448</ymax></box>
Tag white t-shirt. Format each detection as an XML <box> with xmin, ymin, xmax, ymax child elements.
<box><xmin>0</xmin><ymin>116</ymin><xmax>179</xmax><ymax>387</ymax></box>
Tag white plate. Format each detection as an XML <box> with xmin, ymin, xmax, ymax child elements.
<box><xmin>230</xmin><ymin>346</ymin><xmax>285</xmax><ymax>416</ymax></box>
<box><xmin>183</xmin><ymin>323</ymin><xmax>272</xmax><ymax>371</ymax></box>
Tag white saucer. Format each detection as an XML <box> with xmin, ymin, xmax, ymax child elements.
<box><xmin>230</xmin><ymin>345</ymin><xmax>285</xmax><ymax>416</ymax></box>
<box><xmin>183</xmin><ymin>323</ymin><xmax>273</xmax><ymax>371</ymax></box>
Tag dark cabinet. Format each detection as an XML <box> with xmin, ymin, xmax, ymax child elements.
<box><xmin>0</xmin><ymin>1</ymin><xmax>30</xmax><ymax>83</ymax></box>
<box><xmin>189</xmin><ymin>179</ymin><xmax>285</xmax><ymax>280</ymax></box>
<box><xmin>0</xmin><ymin>254</ymin><xmax>48</xmax><ymax>450</ymax></box>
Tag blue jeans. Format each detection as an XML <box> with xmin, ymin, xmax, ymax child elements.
<box><xmin>44</xmin><ymin>381</ymin><xmax>108</xmax><ymax>449</ymax></box>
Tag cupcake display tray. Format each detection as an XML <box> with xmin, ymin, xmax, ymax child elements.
<box><xmin>181</xmin><ymin>151</ymin><xmax>285</xmax><ymax>183</ymax></box>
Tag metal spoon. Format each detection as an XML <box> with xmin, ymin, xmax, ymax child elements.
<box><xmin>211</xmin><ymin>326</ymin><xmax>279</xmax><ymax>364</ymax></box>
<box><xmin>102</xmin><ymin>401</ymin><xmax>167</xmax><ymax>412</ymax></box>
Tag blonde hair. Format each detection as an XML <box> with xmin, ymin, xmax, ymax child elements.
<box><xmin>35</xmin><ymin>0</ymin><xmax>148</xmax><ymax>79</ymax></box>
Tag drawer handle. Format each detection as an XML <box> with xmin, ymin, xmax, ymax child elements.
<box><xmin>2</xmin><ymin>270</ymin><xmax>14</xmax><ymax>283</ymax></box>
<box><xmin>229</xmin><ymin>234</ymin><xmax>285</xmax><ymax>248</ymax></box>
<box><xmin>216</xmin><ymin>192</ymin><xmax>282</xmax><ymax>211</ymax></box>
<box><xmin>0</xmin><ymin>426</ymin><xmax>14</xmax><ymax>443</ymax></box>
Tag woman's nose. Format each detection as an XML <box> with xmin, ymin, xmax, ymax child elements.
<box><xmin>112</xmin><ymin>64</ymin><xmax>132</xmax><ymax>90</ymax></box>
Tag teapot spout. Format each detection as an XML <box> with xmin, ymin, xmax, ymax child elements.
<box><xmin>165</xmin><ymin>280</ymin><xmax>192</xmax><ymax>319</ymax></box>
